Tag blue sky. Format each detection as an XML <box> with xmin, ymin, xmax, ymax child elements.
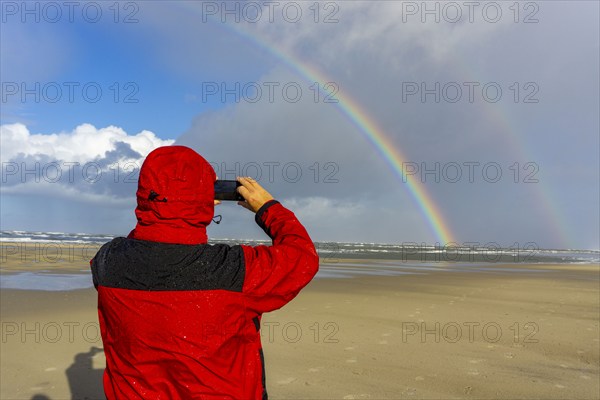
<box><xmin>1</xmin><ymin>1</ymin><xmax>599</xmax><ymax>250</ymax></box>
<box><xmin>1</xmin><ymin>8</ymin><xmax>235</xmax><ymax>137</ymax></box>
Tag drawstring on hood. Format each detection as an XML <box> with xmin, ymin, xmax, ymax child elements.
<box><xmin>148</xmin><ymin>190</ymin><xmax>168</xmax><ymax>202</ymax></box>
<box><xmin>128</xmin><ymin>145</ymin><xmax>216</xmax><ymax>245</ymax></box>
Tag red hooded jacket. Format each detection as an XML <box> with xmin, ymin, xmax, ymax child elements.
<box><xmin>91</xmin><ymin>146</ymin><xmax>319</xmax><ymax>399</ymax></box>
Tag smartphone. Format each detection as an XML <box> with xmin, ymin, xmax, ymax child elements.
<box><xmin>214</xmin><ymin>180</ymin><xmax>244</xmax><ymax>201</ymax></box>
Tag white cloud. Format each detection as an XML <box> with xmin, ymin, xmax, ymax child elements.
<box><xmin>0</xmin><ymin>123</ymin><xmax>174</xmax><ymax>204</ymax></box>
<box><xmin>1</xmin><ymin>123</ymin><xmax>172</xmax><ymax>163</ymax></box>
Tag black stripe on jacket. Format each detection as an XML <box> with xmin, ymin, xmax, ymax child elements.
<box><xmin>91</xmin><ymin>238</ymin><xmax>245</xmax><ymax>292</ymax></box>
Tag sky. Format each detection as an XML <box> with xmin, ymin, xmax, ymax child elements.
<box><xmin>1</xmin><ymin>0</ymin><xmax>599</xmax><ymax>250</ymax></box>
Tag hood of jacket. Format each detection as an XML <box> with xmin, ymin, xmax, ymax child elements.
<box><xmin>128</xmin><ymin>145</ymin><xmax>216</xmax><ymax>245</ymax></box>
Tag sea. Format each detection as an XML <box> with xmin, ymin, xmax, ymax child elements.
<box><xmin>1</xmin><ymin>230</ymin><xmax>598</xmax><ymax>290</ymax></box>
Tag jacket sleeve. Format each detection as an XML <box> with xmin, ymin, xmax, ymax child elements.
<box><xmin>241</xmin><ymin>200</ymin><xmax>319</xmax><ymax>313</ymax></box>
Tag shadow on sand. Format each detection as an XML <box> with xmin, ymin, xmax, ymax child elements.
<box><xmin>31</xmin><ymin>346</ymin><xmax>105</xmax><ymax>400</ymax></box>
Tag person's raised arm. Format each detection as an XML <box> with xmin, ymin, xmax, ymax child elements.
<box><xmin>236</xmin><ymin>177</ymin><xmax>319</xmax><ymax>313</ymax></box>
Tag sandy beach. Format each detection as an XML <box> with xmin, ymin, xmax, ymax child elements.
<box><xmin>1</xmin><ymin>244</ymin><xmax>598</xmax><ymax>399</ymax></box>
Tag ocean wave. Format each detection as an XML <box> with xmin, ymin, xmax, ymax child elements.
<box><xmin>2</xmin><ymin>230</ymin><xmax>598</xmax><ymax>264</ymax></box>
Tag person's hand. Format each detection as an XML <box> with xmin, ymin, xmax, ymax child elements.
<box><xmin>236</xmin><ymin>177</ymin><xmax>274</xmax><ymax>213</ymax></box>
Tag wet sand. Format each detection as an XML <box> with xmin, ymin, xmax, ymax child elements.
<box><xmin>0</xmin><ymin>249</ymin><xmax>598</xmax><ymax>399</ymax></box>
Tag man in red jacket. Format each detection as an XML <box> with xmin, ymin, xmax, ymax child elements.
<box><xmin>91</xmin><ymin>145</ymin><xmax>319</xmax><ymax>399</ymax></box>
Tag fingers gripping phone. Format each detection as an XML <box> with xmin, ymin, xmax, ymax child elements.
<box><xmin>214</xmin><ymin>180</ymin><xmax>244</xmax><ymax>201</ymax></box>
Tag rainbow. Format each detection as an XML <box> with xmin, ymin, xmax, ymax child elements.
<box><xmin>328</xmin><ymin>97</ymin><xmax>457</xmax><ymax>245</ymax></box>
<box><xmin>269</xmin><ymin>63</ymin><xmax>457</xmax><ymax>245</ymax></box>
<box><xmin>175</xmin><ymin>3</ymin><xmax>457</xmax><ymax>244</ymax></box>
<box><xmin>451</xmin><ymin>68</ymin><xmax>571</xmax><ymax>247</ymax></box>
